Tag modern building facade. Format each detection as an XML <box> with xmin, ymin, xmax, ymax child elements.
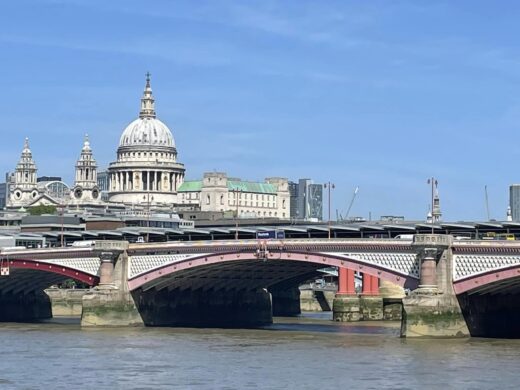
<box><xmin>289</xmin><ymin>179</ymin><xmax>323</xmax><ymax>221</ymax></box>
<box><xmin>178</xmin><ymin>172</ymin><xmax>290</xmax><ymax>219</ymax></box>
<box><xmin>510</xmin><ymin>184</ymin><xmax>520</xmax><ymax>222</ymax></box>
<box><xmin>0</xmin><ymin>181</ymin><xmax>6</xmax><ymax>210</ymax></box>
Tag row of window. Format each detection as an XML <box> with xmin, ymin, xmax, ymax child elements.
<box><xmin>118</xmin><ymin>151</ymin><xmax>175</xmax><ymax>160</ymax></box>
<box><xmin>181</xmin><ymin>192</ymin><xmax>277</xmax><ymax>202</ymax></box>
<box><xmin>231</xmin><ymin>192</ymin><xmax>275</xmax><ymax>201</ymax></box>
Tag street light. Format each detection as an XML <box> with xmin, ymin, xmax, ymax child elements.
<box><xmin>324</xmin><ymin>182</ymin><xmax>335</xmax><ymax>239</ymax></box>
<box><xmin>231</xmin><ymin>188</ymin><xmax>242</xmax><ymax>240</ymax></box>
<box><xmin>58</xmin><ymin>204</ymin><xmax>65</xmax><ymax>247</ymax></box>
<box><xmin>143</xmin><ymin>193</ymin><xmax>154</xmax><ymax>243</ymax></box>
<box><xmin>427</xmin><ymin>177</ymin><xmax>437</xmax><ymax>234</ymax></box>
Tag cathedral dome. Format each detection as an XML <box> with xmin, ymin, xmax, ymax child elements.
<box><xmin>118</xmin><ymin>73</ymin><xmax>176</xmax><ymax>149</ymax></box>
<box><xmin>119</xmin><ymin>117</ymin><xmax>175</xmax><ymax>148</ymax></box>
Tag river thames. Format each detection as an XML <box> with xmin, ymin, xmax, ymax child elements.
<box><xmin>0</xmin><ymin>313</ymin><xmax>518</xmax><ymax>389</ymax></box>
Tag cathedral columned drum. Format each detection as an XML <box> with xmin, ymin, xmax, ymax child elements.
<box><xmin>107</xmin><ymin>74</ymin><xmax>185</xmax><ymax>206</ymax></box>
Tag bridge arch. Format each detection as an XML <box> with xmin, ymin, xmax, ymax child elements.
<box><xmin>453</xmin><ymin>264</ymin><xmax>520</xmax><ymax>295</ymax></box>
<box><xmin>0</xmin><ymin>256</ymin><xmax>100</xmax><ymax>297</ymax></box>
<box><xmin>128</xmin><ymin>250</ymin><xmax>419</xmax><ymax>292</ymax></box>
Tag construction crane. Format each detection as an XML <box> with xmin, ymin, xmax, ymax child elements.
<box><xmin>484</xmin><ymin>185</ymin><xmax>490</xmax><ymax>221</ymax></box>
<box><xmin>345</xmin><ymin>186</ymin><xmax>359</xmax><ymax>219</ymax></box>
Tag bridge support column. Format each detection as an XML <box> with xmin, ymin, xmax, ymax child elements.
<box><xmin>271</xmin><ymin>287</ymin><xmax>301</xmax><ymax>316</ymax></box>
<box><xmin>333</xmin><ymin>268</ymin><xmax>360</xmax><ymax>321</ymax></box>
<box><xmin>98</xmin><ymin>251</ymin><xmax>115</xmax><ymax>287</ymax></box>
<box><xmin>81</xmin><ymin>243</ymin><xmax>143</xmax><ymax>327</ymax></box>
<box><xmin>360</xmin><ymin>274</ymin><xmax>383</xmax><ymax>320</ymax></box>
<box><xmin>379</xmin><ymin>280</ymin><xmax>405</xmax><ymax>321</ymax></box>
<box><xmin>401</xmin><ymin>235</ymin><xmax>470</xmax><ymax>338</ymax></box>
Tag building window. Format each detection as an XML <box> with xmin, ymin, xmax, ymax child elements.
<box><xmin>220</xmin><ymin>195</ymin><xmax>224</xmax><ymax>205</ymax></box>
<box><xmin>206</xmin><ymin>195</ymin><xmax>210</xmax><ymax>205</ymax></box>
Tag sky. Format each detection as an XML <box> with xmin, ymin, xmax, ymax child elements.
<box><xmin>1</xmin><ymin>0</ymin><xmax>520</xmax><ymax>222</ymax></box>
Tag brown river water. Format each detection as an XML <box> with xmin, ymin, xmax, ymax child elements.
<box><xmin>0</xmin><ymin>313</ymin><xmax>519</xmax><ymax>389</ymax></box>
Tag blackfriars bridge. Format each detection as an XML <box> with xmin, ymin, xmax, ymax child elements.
<box><xmin>1</xmin><ymin>235</ymin><xmax>520</xmax><ymax>338</ymax></box>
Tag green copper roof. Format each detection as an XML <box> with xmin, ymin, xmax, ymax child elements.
<box><xmin>228</xmin><ymin>181</ymin><xmax>276</xmax><ymax>194</ymax></box>
<box><xmin>178</xmin><ymin>179</ymin><xmax>277</xmax><ymax>194</ymax></box>
<box><xmin>178</xmin><ymin>180</ymin><xmax>202</xmax><ymax>192</ymax></box>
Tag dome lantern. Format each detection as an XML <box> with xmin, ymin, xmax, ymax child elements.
<box><xmin>139</xmin><ymin>72</ymin><xmax>156</xmax><ymax>119</ymax></box>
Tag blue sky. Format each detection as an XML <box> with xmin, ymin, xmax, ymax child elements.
<box><xmin>1</xmin><ymin>0</ymin><xmax>520</xmax><ymax>221</ymax></box>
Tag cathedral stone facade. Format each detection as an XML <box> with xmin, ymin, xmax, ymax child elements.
<box><xmin>9</xmin><ymin>138</ymin><xmax>39</xmax><ymax>207</ymax></box>
<box><xmin>107</xmin><ymin>74</ymin><xmax>185</xmax><ymax>206</ymax></box>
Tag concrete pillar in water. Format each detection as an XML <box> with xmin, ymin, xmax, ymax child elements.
<box><xmin>333</xmin><ymin>268</ymin><xmax>360</xmax><ymax>322</ymax></box>
<box><xmin>360</xmin><ymin>273</ymin><xmax>383</xmax><ymax>321</ymax></box>
<box><xmin>379</xmin><ymin>279</ymin><xmax>405</xmax><ymax>321</ymax></box>
<box><xmin>81</xmin><ymin>241</ymin><xmax>143</xmax><ymax>327</ymax></box>
<box><xmin>401</xmin><ymin>235</ymin><xmax>469</xmax><ymax>338</ymax></box>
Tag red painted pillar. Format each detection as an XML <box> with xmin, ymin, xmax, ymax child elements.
<box><xmin>338</xmin><ymin>267</ymin><xmax>348</xmax><ymax>294</ymax></box>
<box><xmin>346</xmin><ymin>269</ymin><xmax>356</xmax><ymax>295</ymax></box>
<box><xmin>338</xmin><ymin>268</ymin><xmax>356</xmax><ymax>295</ymax></box>
<box><xmin>362</xmin><ymin>273</ymin><xmax>371</xmax><ymax>295</ymax></box>
<box><xmin>371</xmin><ymin>275</ymin><xmax>379</xmax><ymax>295</ymax></box>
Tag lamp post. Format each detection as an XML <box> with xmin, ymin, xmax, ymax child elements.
<box><xmin>427</xmin><ymin>177</ymin><xmax>437</xmax><ymax>234</ymax></box>
<box><xmin>59</xmin><ymin>204</ymin><xmax>65</xmax><ymax>247</ymax></box>
<box><xmin>143</xmin><ymin>192</ymin><xmax>154</xmax><ymax>242</ymax></box>
<box><xmin>231</xmin><ymin>189</ymin><xmax>242</xmax><ymax>240</ymax></box>
<box><xmin>324</xmin><ymin>182</ymin><xmax>335</xmax><ymax>239</ymax></box>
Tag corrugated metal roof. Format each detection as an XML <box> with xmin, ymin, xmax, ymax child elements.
<box><xmin>474</xmin><ymin>222</ymin><xmax>504</xmax><ymax>228</ymax></box>
<box><xmin>382</xmin><ymin>224</ymin><xmax>417</xmax><ymax>231</ymax></box>
<box><xmin>441</xmin><ymin>223</ymin><xmax>475</xmax><ymax>229</ymax></box>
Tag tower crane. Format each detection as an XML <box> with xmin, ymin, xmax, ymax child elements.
<box><xmin>344</xmin><ymin>186</ymin><xmax>359</xmax><ymax>221</ymax></box>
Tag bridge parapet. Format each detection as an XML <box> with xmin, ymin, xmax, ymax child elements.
<box><xmin>412</xmin><ymin>234</ymin><xmax>452</xmax><ymax>248</ymax></box>
<box><xmin>93</xmin><ymin>241</ymin><xmax>129</xmax><ymax>251</ymax></box>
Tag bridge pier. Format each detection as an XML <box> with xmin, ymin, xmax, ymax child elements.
<box><xmin>401</xmin><ymin>235</ymin><xmax>470</xmax><ymax>338</ymax></box>
<box><xmin>379</xmin><ymin>280</ymin><xmax>405</xmax><ymax>321</ymax></box>
<box><xmin>81</xmin><ymin>243</ymin><xmax>143</xmax><ymax>327</ymax></box>
<box><xmin>333</xmin><ymin>268</ymin><xmax>360</xmax><ymax>321</ymax></box>
<box><xmin>359</xmin><ymin>274</ymin><xmax>383</xmax><ymax>320</ymax></box>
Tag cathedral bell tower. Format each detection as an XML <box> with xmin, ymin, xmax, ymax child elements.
<box><xmin>71</xmin><ymin>134</ymin><xmax>100</xmax><ymax>203</ymax></box>
<box><xmin>9</xmin><ymin>137</ymin><xmax>39</xmax><ymax>207</ymax></box>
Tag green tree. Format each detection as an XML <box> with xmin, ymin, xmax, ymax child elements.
<box><xmin>28</xmin><ymin>205</ymin><xmax>57</xmax><ymax>215</ymax></box>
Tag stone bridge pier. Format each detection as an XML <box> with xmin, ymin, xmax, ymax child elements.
<box><xmin>81</xmin><ymin>241</ymin><xmax>143</xmax><ymax>327</ymax></box>
<box><xmin>401</xmin><ymin>234</ymin><xmax>470</xmax><ymax>338</ymax></box>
